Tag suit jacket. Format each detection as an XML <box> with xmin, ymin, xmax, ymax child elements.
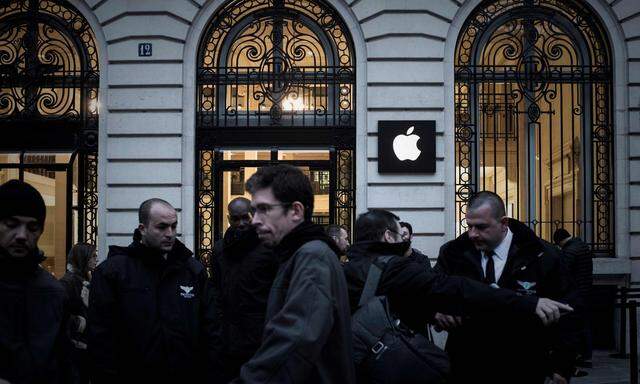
<box><xmin>435</xmin><ymin>219</ymin><xmax>578</xmax><ymax>384</ymax></box>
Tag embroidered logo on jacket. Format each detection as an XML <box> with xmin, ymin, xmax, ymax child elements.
<box><xmin>179</xmin><ymin>285</ymin><xmax>195</xmax><ymax>299</ymax></box>
<box><xmin>516</xmin><ymin>280</ymin><xmax>537</xmax><ymax>295</ymax></box>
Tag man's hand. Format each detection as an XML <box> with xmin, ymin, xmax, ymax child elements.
<box><xmin>433</xmin><ymin>312</ymin><xmax>463</xmax><ymax>332</ymax></box>
<box><xmin>547</xmin><ymin>373</ymin><xmax>568</xmax><ymax>384</ymax></box>
<box><xmin>535</xmin><ymin>298</ymin><xmax>573</xmax><ymax>326</ymax></box>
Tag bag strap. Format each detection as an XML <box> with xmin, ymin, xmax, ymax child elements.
<box><xmin>357</xmin><ymin>255</ymin><xmax>393</xmax><ymax>308</ymax></box>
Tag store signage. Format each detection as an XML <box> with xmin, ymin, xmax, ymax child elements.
<box><xmin>378</xmin><ymin>120</ymin><xmax>436</xmax><ymax>173</ymax></box>
<box><xmin>138</xmin><ymin>43</ymin><xmax>153</xmax><ymax>57</ymax></box>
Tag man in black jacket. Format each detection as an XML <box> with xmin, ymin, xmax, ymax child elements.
<box><xmin>434</xmin><ymin>192</ymin><xmax>578</xmax><ymax>384</ymax></box>
<box><xmin>399</xmin><ymin>221</ymin><xmax>432</xmax><ymax>271</ymax></box>
<box><xmin>344</xmin><ymin>209</ymin><xmax>572</xmax><ymax>333</ymax></box>
<box><xmin>214</xmin><ymin>197</ymin><xmax>278</xmax><ymax>381</ymax></box>
<box><xmin>554</xmin><ymin>228</ymin><xmax>593</xmax><ymax>367</ymax></box>
<box><xmin>87</xmin><ymin>198</ymin><xmax>221</xmax><ymax>384</ymax></box>
<box><xmin>233</xmin><ymin>164</ymin><xmax>355</xmax><ymax>383</ymax></box>
<box><xmin>0</xmin><ymin>180</ymin><xmax>69</xmax><ymax>384</ymax></box>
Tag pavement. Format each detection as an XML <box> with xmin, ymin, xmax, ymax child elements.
<box><xmin>572</xmin><ymin>350</ymin><xmax>633</xmax><ymax>384</ymax></box>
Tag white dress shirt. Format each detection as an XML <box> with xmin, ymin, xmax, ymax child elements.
<box><xmin>481</xmin><ymin>228</ymin><xmax>513</xmax><ymax>284</ymax></box>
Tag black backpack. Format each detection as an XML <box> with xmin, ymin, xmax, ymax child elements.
<box><xmin>351</xmin><ymin>256</ymin><xmax>450</xmax><ymax>384</ymax></box>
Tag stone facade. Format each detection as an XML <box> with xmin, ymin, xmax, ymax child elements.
<box><xmin>65</xmin><ymin>0</ymin><xmax>637</xmax><ymax>285</ymax></box>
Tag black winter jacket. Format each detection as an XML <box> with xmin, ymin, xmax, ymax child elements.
<box><xmin>344</xmin><ymin>241</ymin><xmax>538</xmax><ymax>332</ymax></box>
<box><xmin>87</xmin><ymin>237</ymin><xmax>221</xmax><ymax>384</ymax></box>
<box><xmin>560</xmin><ymin>237</ymin><xmax>593</xmax><ymax>310</ymax></box>
<box><xmin>435</xmin><ymin>219</ymin><xmax>578</xmax><ymax>383</ymax></box>
<box><xmin>0</xmin><ymin>248</ymin><xmax>69</xmax><ymax>384</ymax></box>
<box><xmin>215</xmin><ymin>226</ymin><xmax>278</xmax><ymax>381</ymax></box>
<box><xmin>407</xmin><ymin>247</ymin><xmax>433</xmax><ymax>271</ymax></box>
<box><xmin>232</xmin><ymin>222</ymin><xmax>356</xmax><ymax>384</ymax></box>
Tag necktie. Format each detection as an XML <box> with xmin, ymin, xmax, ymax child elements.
<box><xmin>484</xmin><ymin>251</ymin><xmax>496</xmax><ymax>285</ymax></box>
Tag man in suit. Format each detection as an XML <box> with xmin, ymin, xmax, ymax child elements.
<box><xmin>434</xmin><ymin>191</ymin><xmax>577</xmax><ymax>384</ymax></box>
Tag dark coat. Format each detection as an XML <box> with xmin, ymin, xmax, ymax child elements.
<box><xmin>0</xmin><ymin>248</ymin><xmax>69</xmax><ymax>384</ymax></box>
<box><xmin>434</xmin><ymin>218</ymin><xmax>578</xmax><ymax>383</ymax></box>
<box><xmin>215</xmin><ymin>226</ymin><xmax>278</xmax><ymax>381</ymax></box>
<box><xmin>59</xmin><ymin>270</ymin><xmax>90</xmax><ymax>384</ymax></box>
<box><xmin>87</xmin><ymin>237</ymin><xmax>221</xmax><ymax>384</ymax></box>
<box><xmin>407</xmin><ymin>248</ymin><xmax>433</xmax><ymax>272</ymax></box>
<box><xmin>560</xmin><ymin>237</ymin><xmax>593</xmax><ymax>310</ymax></box>
<box><xmin>344</xmin><ymin>241</ymin><xmax>538</xmax><ymax>332</ymax></box>
<box><xmin>232</xmin><ymin>222</ymin><xmax>356</xmax><ymax>384</ymax></box>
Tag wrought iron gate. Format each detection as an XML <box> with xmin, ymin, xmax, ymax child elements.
<box><xmin>0</xmin><ymin>0</ymin><xmax>99</xmax><ymax>247</ymax></box>
<box><xmin>455</xmin><ymin>0</ymin><xmax>613</xmax><ymax>256</ymax></box>
<box><xmin>195</xmin><ymin>0</ymin><xmax>356</xmax><ymax>266</ymax></box>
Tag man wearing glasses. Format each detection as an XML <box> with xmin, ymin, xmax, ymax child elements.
<box><xmin>232</xmin><ymin>164</ymin><xmax>355</xmax><ymax>384</ymax></box>
<box><xmin>212</xmin><ymin>197</ymin><xmax>278</xmax><ymax>382</ymax></box>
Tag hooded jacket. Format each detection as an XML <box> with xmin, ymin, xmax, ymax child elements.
<box><xmin>87</xmin><ymin>236</ymin><xmax>221</xmax><ymax>384</ymax></box>
<box><xmin>344</xmin><ymin>241</ymin><xmax>539</xmax><ymax>332</ymax></box>
<box><xmin>0</xmin><ymin>248</ymin><xmax>69</xmax><ymax>384</ymax></box>
<box><xmin>233</xmin><ymin>222</ymin><xmax>356</xmax><ymax>384</ymax></box>
<box><xmin>435</xmin><ymin>218</ymin><xmax>578</xmax><ymax>383</ymax></box>
<box><xmin>215</xmin><ymin>226</ymin><xmax>278</xmax><ymax>381</ymax></box>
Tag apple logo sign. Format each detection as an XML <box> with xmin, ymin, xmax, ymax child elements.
<box><xmin>378</xmin><ymin>120</ymin><xmax>436</xmax><ymax>174</ymax></box>
<box><xmin>392</xmin><ymin>126</ymin><xmax>421</xmax><ymax>161</ymax></box>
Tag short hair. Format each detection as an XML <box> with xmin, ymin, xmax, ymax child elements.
<box><xmin>138</xmin><ymin>198</ymin><xmax>174</xmax><ymax>225</ymax></box>
<box><xmin>553</xmin><ymin>228</ymin><xmax>571</xmax><ymax>244</ymax></box>
<box><xmin>246</xmin><ymin>164</ymin><xmax>314</xmax><ymax>221</ymax></box>
<box><xmin>228</xmin><ymin>197</ymin><xmax>251</xmax><ymax>212</ymax></box>
<box><xmin>355</xmin><ymin>209</ymin><xmax>400</xmax><ymax>242</ymax></box>
<box><xmin>399</xmin><ymin>221</ymin><xmax>413</xmax><ymax>236</ymax></box>
<box><xmin>326</xmin><ymin>224</ymin><xmax>346</xmax><ymax>238</ymax></box>
<box><xmin>467</xmin><ymin>191</ymin><xmax>505</xmax><ymax>220</ymax></box>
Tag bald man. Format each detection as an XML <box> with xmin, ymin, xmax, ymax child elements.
<box><xmin>212</xmin><ymin>197</ymin><xmax>278</xmax><ymax>381</ymax></box>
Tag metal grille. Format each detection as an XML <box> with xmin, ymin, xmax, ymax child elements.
<box><xmin>455</xmin><ymin>0</ymin><xmax>614</xmax><ymax>256</ymax></box>
<box><xmin>0</xmin><ymin>0</ymin><xmax>99</xmax><ymax>248</ymax></box>
<box><xmin>196</xmin><ymin>0</ymin><xmax>354</xmax><ymax>128</ymax></box>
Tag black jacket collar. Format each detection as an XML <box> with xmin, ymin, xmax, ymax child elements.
<box><xmin>274</xmin><ymin>221</ymin><xmax>341</xmax><ymax>263</ymax></box>
<box><xmin>0</xmin><ymin>246</ymin><xmax>45</xmax><ymax>279</ymax></box>
<box><xmin>447</xmin><ymin>218</ymin><xmax>546</xmax><ymax>282</ymax></box>
<box><xmin>347</xmin><ymin>240</ymin><xmax>406</xmax><ymax>261</ymax></box>
<box><xmin>109</xmin><ymin>232</ymin><xmax>193</xmax><ymax>268</ymax></box>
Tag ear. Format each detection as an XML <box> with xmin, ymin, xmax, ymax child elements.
<box><xmin>138</xmin><ymin>223</ymin><xmax>146</xmax><ymax>234</ymax></box>
<box><xmin>382</xmin><ymin>230</ymin><xmax>392</xmax><ymax>244</ymax></box>
<box><xmin>290</xmin><ymin>201</ymin><xmax>306</xmax><ymax>222</ymax></box>
<box><xmin>500</xmin><ymin>216</ymin><xmax>509</xmax><ymax>228</ymax></box>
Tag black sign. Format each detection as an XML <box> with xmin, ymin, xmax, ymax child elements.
<box><xmin>138</xmin><ymin>43</ymin><xmax>152</xmax><ymax>57</ymax></box>
<box><xmin>378</xmin><ymin>120</ymin><xmax>436</xmax><ymax>174</ymax></box>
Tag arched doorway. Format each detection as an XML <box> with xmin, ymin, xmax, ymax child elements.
<box><xmin>0</xmin><ymin>0</ymin><xmax>99</xmax><ymax>276</ymax></box>
<box><xmin>454</xmin><ymin>0</ymin><xmax>613</xmax><ymax>256</ymax></box>
<box><xmin>195</xmin><ymin>0</ymin><xmax>356</xmax><ymax>266</ymax></box>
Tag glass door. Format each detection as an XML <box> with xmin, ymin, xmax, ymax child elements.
<box><xmin>216</xmin><ymin>149</ymin><xmax>331</xmax><ymax>236</ymax></box>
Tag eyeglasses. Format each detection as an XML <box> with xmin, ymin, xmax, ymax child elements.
<box><xmin>250</xmin><ymin>202</ymin><xmax>292</xmax><ymax>216</ymax></box>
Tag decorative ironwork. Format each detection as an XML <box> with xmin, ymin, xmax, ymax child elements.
<box><xmin>454</xmin><ymin>0</ymin><xmax>614</xmax><ymax>256</ymax></box>
<box><xmin>0</xmin><ymin>0</ymin><xmax>99</xmax><ymax>247</ymax></box>
<box><xmin>196</xmin><ymin>0</ymin><xmax>354</xmax><ymax>128</ymax></box>
<box><xmin>195</xmin><ymin>0</ymin><xmax>356</xmax><ymax>263</ymax></box>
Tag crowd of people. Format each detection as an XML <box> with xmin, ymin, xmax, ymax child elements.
<box><xmin>0</xmin><ymin>164</ymin><xmax>593</xmax><ymax>384</ymax></box>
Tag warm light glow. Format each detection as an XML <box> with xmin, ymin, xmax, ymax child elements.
<box><xmin>282</xmin><ymin>95</ymin><xmax>305</xmax><ymax>111</ymax></box>
<box><xmin>89</xmin><ymin>99</ymin><xmax>99</xmax><ymax>113</ymax></box>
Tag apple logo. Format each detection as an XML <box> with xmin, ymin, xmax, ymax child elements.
<box><xmin>392</xmin><ymin>126</ymin><xmax>421</xmax><ymax>161</ymax></box>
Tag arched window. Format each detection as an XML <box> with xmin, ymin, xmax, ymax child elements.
<box><xmin>0</xmin><ymin>0</ymin><xmax>99</xmax><ymax>276</ymax></box>
<box><xmin>196</xmin><ymin>0</ymin><xmax>355</xmax><ymax>266</ymax></box>
<box><xmin>454</xmin><ymin>0</ymin><xmax>613</xmax><ymax>256</ymax></box>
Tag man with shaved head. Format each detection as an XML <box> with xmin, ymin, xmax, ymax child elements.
<box><xmin>213</xmin><ymin>197</ymin><xmax>278</xmax><ymax>382</ymax></box>
<box><xmin>434</xmin><ymin>191</ymin><xmax>578</xmax><ymax>384</ymax></box>
<box><xmin>88</xmin><ymin>198</ymin><xmax>221</xmax><ymax>384</ymax></box>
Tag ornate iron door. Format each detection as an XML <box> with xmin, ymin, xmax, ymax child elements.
<box><xmin>455</xmin><ymin>0</ymin><xmax>613</xmax><ymax>256</ymax></box>
<box><xmin>195</xmin><ymin>0</ymin><xmax>356</xmax><ymax>266</ymax></box>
